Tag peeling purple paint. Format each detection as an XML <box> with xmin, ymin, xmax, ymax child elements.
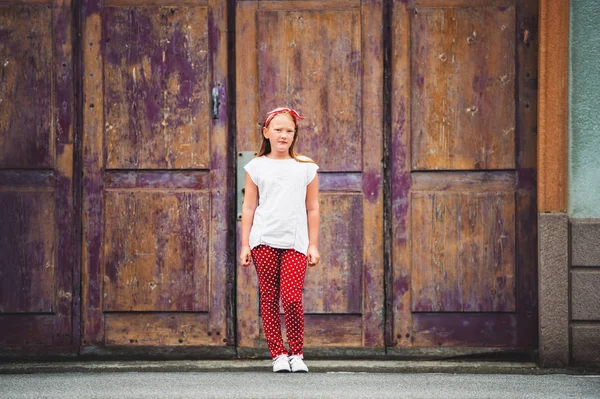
<box><xmin>363</xmin><ymin>170</ymin><xmax>381</xmax><ymax>203</ymax></box>
<box><xmin>393</xmin><ymin>274</ymin><xmax>409</xmax><ymax>297</ymax></box>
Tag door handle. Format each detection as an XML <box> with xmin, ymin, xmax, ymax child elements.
<box><xmin>212</xmin><ymin>87</ymin><xmax>220</xmax><ymax>119</ymax></box>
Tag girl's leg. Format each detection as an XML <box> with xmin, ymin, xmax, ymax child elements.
<box><xmin>280</xmin><ymin>249</ymin><xmax>308</xmax><ymax>357</ymax></box>
<box><xmin>251</xmin><ymin>245</ymin><xmax>287</xmax><ymax>359</ymax></box>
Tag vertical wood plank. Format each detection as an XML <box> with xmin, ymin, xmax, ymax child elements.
<box><xmin>361</xmin><ymin>0</ymin><xmax>384</xmax><ymax>347</ymax></box>
<box><xmin>538</xmin><ymin>0</ymin><xmax>567</xmax><ymax>212</ymax></box>
<box><xmin>82</xmin><ymin>0</ymin><xmax>105</xmax><ymax>345</ymax></box>
<box><xmin>54</xmin><ymin>0</ymin><xmax>76</xmax><ymax>346</ymax></box>
<box><xmin>235</xmin><ymin>0</ymin><xmax>259</xmax><ymax>153</ymax></box>
<box><xmin>235</xmin><ymin>0</ymin><xmax>262</xmax><ymax>349</ymax></box>
<box><xmin>207</xmin><ymin>0</ymin><xmax>231</xmax><ymax>345</ymax></box>
<box><xmin>516</xmin><ymin>0</ymin><xmax>539</xmax><ymax>351</ymax></box>
<box><xmin>391</xmin><ymin>0</ymin><xmax>413</xmax><ymax>347</ymax></box>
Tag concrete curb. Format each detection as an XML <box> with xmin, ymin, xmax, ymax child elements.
<box><xmin>0</xmin><ymin>360</ymin><xmax>589</xmax><ymax>375</ymax></box>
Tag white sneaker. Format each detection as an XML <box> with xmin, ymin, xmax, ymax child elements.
<box><xmin>289</xmin><ymin>355</ymin><xmax>308</xmax><ymax>373</ymax></box>
<box><xmin>272</xmin><ymin>354</ymin><xmax>291</xmax><ymax>373</ymax></box>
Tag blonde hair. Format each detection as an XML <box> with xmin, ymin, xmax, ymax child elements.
<box><xmin>257</xmin><ymin>111</ymin><xmax>314</xmax><ymax>164</ymax></box>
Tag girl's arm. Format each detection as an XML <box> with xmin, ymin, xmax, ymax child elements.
<box><xmin>306</xmin><ymin>175</ymin><xmax>320</xmax><ymax>266</ymax></box>
<box><xmin>240</xmin><ymin>172</ymin><xmax>258</xmax><ymax>266</ymax></box>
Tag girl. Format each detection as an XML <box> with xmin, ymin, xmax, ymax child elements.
<box><xmin>239</xmin><ymin>107</ymin><xmax>320</xmax><ymax>373</ymax></box>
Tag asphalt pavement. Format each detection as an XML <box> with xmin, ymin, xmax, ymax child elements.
<box><xmin>2</xmin><ymin>371</ymin><xmax>600</xmax><ymax>399</ymax></box>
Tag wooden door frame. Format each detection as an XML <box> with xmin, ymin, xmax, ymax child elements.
<box><xmin>538</xmin><ymin>0</ymin><xmax>568</xmax><ymax>212</ymax></box>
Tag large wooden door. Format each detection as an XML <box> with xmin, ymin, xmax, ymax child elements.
<box><xmin>391</xmin><ymin>0</ymin><xmax>538</xmax><ymax>349</ymax></box>
<box><xmin>81</xmin><ymin>0</ymin><xmax>232</xmax><ymax>352</ymax></box>
<box><xmin>0</xmin><ymin>1</ymin><xmax>76</xmax><ymax>354</ymax></box>
<box><xmin>236</xmin><ymin>0</ymin><xmax>385</xmax><ymax>353</ymax></box>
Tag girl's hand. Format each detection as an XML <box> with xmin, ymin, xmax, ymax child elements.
<box><xmin>307</xmin><ymin>245</ymin><xmax>320</xmax><ymax>267</ymax></box>
<box><xmin>240</xmin><ymin>245</ymin><xmax>252</xmax><ymax>266</ymax></box>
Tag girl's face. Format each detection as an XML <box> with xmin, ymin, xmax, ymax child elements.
<box><xmin>263</xmin><ymin>113</ymin><xmax>296</xmax><ymax>157</ymax></box>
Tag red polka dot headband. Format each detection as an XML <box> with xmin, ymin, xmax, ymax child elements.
<box><xmin>264</xmin><ymin>107</ymin><xmax>305</xmax><ymax>128</ymax></box>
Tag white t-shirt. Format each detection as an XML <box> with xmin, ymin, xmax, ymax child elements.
<box><xmin>244</xmin><ymin>155</ymin><xmax>319</xmax><ymax>256</ymax></box>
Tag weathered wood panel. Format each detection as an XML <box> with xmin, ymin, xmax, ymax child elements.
<box><xmin>393</xmin><ymin>0</ymin><xmax>537</xmax><ymax>349</ymax></box>
<box><xmin>360</xmin><ymin>0</ymin><xmax>384</xmax><ymax>348</ymax></box>
<box><xmin>0</xmin><ymin>191</ymin><xmax>55</xmax><ymax>313</ymax></box>
<box><xmin>303</xmin><ymin>194</ymin><xmax>362</xmax><ymax>314</ymax></box>
<box><xmin>514</xmin><ymin>0</ymin><xmax>539</xmax><ymax>349</ymax></box>
<box><xmin>105</xmin><ymin>171</ymin><xmax>211</xmax><ymax>190</ymax></box>
<box><xmin>411</xmin><ymin>313</ymin><xmax>517</xmax><ymax>346</ymax></box>
<box><xmin>257</xmin><ymin>0</ymin><xmax>361</xmax><ymax>10</ymax></box>
<box><xmin>0</xmin><ymin>5</ymin><xmax>54</xmax><ymax>169</ymax></box>
<box><xmin>318</xmin><ymin>173</ymin><xmax>362</xmax><ymax>192</ymax></box>
<box><xmin>0</xmin><ymin>315</ymin><xmax>55</xmax><ymax>346</ymax></box>
<box><xmin>411</xmin><ymin>191</ymin><xmax>515</xmax><ymax>312</ymax></box>
<box><xmin>105</xmin><ymin>313</ymin><xmax>213</xmax><ymax>346</ymax></box>
<box><xmin>103</xmin><ymin>6</ymin><xmax>210</xmax><ymax>169</ymax></box>
<box><xmin>83</xmin><ymin>0</ymin><xmax>231</xmax><ymax>349</ymax></box>
<box><xmin>257</xmin><ymin>9</ymin><xmax>362</xmax><ymax>172</ymax></box>
<box><xmin>269</xmin><ymin>315</ymin><xmax>362</xmax><ymax>347</ymax></box>
<box><xmin>411</xmin><ymin>6</ymin><xmax>515</xmax><ymax>170</ymax></box>
<box><xmin>391</xmin><ymin>0</ymin><xmax>413</xmax><ymax>347</ymax></box>
<box><xmin>103</xmin><ymin>190</ymin><xmax>210</xmax><ymax>312</ymax></box>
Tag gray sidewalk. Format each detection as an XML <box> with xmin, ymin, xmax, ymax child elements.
<box><xmin>1</xmin><ymin>368</ymin><xmax>600</xmax><ymax>399</ymax></box>
<box><xmin>0</xmin><ymin>359</ymin><xmax>594</xmax><ymax>375</ymax></box>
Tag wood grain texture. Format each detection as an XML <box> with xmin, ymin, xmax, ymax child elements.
<box><xmin>0</xmin><ymin>0</ymin><xmax>75</xmax><ymax>352</ymax></box>
<box><xmin>82</xmin><ymin>0</ymin><xmax>106</xmax><ymax>345</ymax></box>
<box><xmin>411</xmin><ymin>171</ymin><xmax>514</xmax><ymax>191</ymax></box>
<box><xmin>361</xmin><ymin>0</ymin><xmax>384</xmax><ymax>347</ymax></box>
<box><xmin>411</xmin><ymin>313</ymin><xmax>517</xmax><ymax>346</ymax></box>
<box><xmin>103</xmin><ymin>6</ymin><xmax>210</xmax><ymax>169</ymax></box>
<box><xmin>0</xmin><ymin>315</ymin><xmax>54</xmax><ymax>346</ymax></box>
<box><xmin>538</xmin><ymin>0</ymin><xmax>567</xmax><ymax>212</ymax></box>
<box><xmin>411</xmin><ymin>0</ymin><xmax>514</xmax><ymax>7</ymax></box>
<box><xmin>263</xmin><ymin>315</ymin><xmax>363</xmax><ymax>347</ymax></box>
<box><xmin>235</xmin><ymin>0</ymin><xmax>260</xmax><ymax>154</ymax></box>
<box><xmin>303</xmin><ymin>194</ymin><xmax>362</xmax><ymax>314</ymax></box>
<box><xmin>83</xmin><ymin>0</ymin><xmax>230</xmax><ymax>349</ymax></box>
<box><xmin>258</xmin><ymin>0</ymin><xmax>360</xmax><ymax>10</ymax></box>
<box><xmin>105</xmin><ymin>171</ymin><xmax>211</xmax><ymax>190</ymax></box>
<box><xmin>411</xmin><ymin>191</ymin><xmax>516</xmax><ymax>312</ymax></box>
<box><xmin>392</xmin><ymin>0</ymin><xmax>537</xmax><ymax>348</ymax></box>
<box><xmin>0</xmin><ymin>191</ymin><xmax>55</xmax><ymax>313</ymax></box>
<box><xmin>411</xmin><ymin>6</ymin><xmax>516</xmax><ymax>170</ymax></box>
<box><xmin>391</xmin><ymin>0</ymin><xmax>413</xmax><ymax>347</ymax></box>
<box><xmin>206</xmin><ymin>0</ymin><xmax>231</xmax><ymax>345</ymax></box>
<box><xmin>105</xmin><ymin>0</ymin><xmax>208</xmax><ymax>5</ymax></box>
<box><xmin>515</xmin><ymin>0</ymin><xmax>538</xmax><ymax>349</ymax></box>
<box><xmin>318</xmin><ymin>173</ymin><xmax>362</xmax><ymax>192</ymax></box>
<box><xmin>105</xmin><ymin>313</ymin><xmax>214</xmax><ymax>346</ymax></box>
<box><xmin>257</xmin><ymin>8</ymin><xmax>362</xmax><ymax>172</ymax></box>
<box><xmin>103</xmin><ymin>191</ymin><xmax>210</xmax><ymax>312</ymax></box>
<box><xmin>54</xmin><ymin>0</ymin><xmax>77</xmax><ymax>347</ymax></box>
<box><xmin>0</xmin><ymin>5</ymin><xmax>54</xmax><ymax>168</ymax></box>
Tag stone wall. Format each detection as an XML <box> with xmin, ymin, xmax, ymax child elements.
<box><xmin>569</xmin><ymin>220</ymin><xmax>600</xmax><ymax>366</ymax></box>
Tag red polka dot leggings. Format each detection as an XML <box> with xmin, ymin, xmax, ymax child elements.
<box><xmin>251</xmin><ymin>244</ymin><xmax>307</xmax><ymax>359</ymax></box>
